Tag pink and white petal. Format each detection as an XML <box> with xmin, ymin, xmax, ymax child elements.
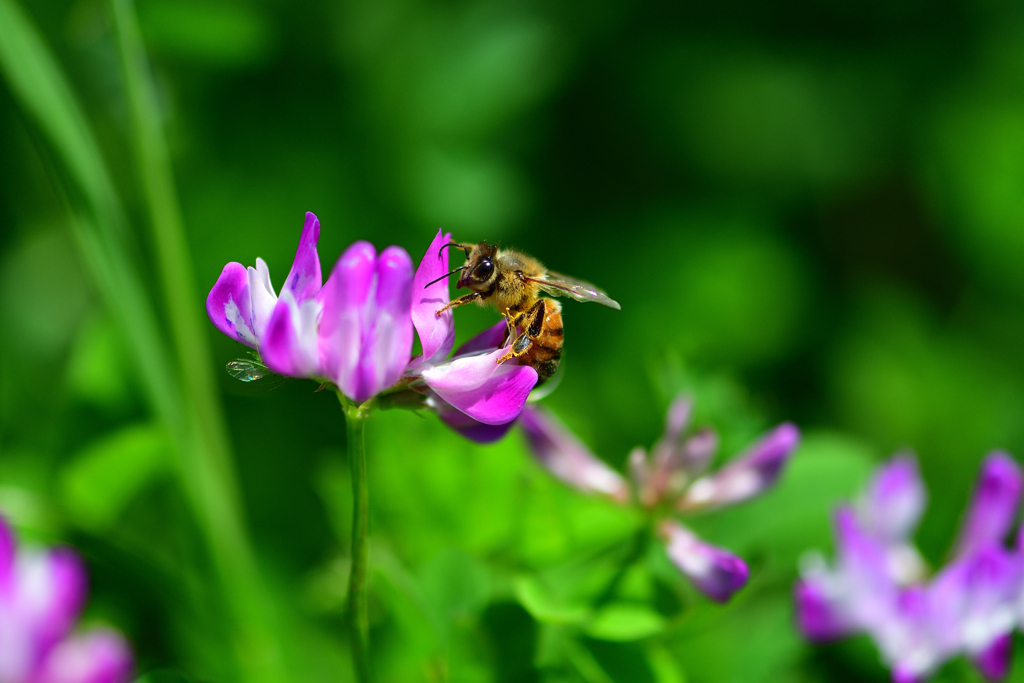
<box><xmin>356</xmin><ymin>247</ymin><xmax>414</xmax><ymax>399</ymax></box>
<box><xmin>831</xmin><ymin>507</ymin><xmax>901</xmax><ymax>631</ymax></box>
<box><xmin>261</xmin><ymin>291</ymin><xmax>321</xmax><ymax>378</ymax></box>
<box><xmin>930</xmin><ymin>545</ymin><xmax>1021</xmax><ymax>658</ymax></box>
<box><xmin>247</xmin><ymin>258</ymin><xmax>278</xmax><ymax>342</ymax></box>
<box><xmin>282</xmin><ymin>212</ymin><xmax>323</xmax><ymax>303</ymax></box>
<box><xmin>681</xmin><ymin>428</ymin><xmax>719</xmax><ymax>478</ymax></box>
<box><xmin>419</xmin><ymin>348</ymin><xmax>538</xmax><ymax>425</ymax></box>
<box><xmin>651</xmin><ymin>394</ymin><xmax>693</xmax><ymax>464</ymax></box>
<box><xmin>410</xmin><ymin>229</ymin><xmax>456</xmax><ymax>368</ymax></box>
<box><xmin>661</xmin><ymin>521</ymin><xmax>748</xmax><ymax>603</ymax></box>
<box><xmin>629</xmin><ymin>447</ymin><xmax>652</xmax><ymax>502</ymax></box>
<box><xmin>794</xmin><ymin>577</ymin><xmax>852</xmax><ymax>641</ymax></box>
<box><xmin>206</xmin><ymin>262</ymin><xmax>257</xmax><ymax>346</ymax></box>
<box><xmin>518</xmin><ymin>406</ymin><xmax>629</xmax><ymax>502</ymax></box>
<box><xmin>454</xmin><ymin>321</ymin><xmax>508</xmax><ymax>357</ymax></box>
<box><xmin>973</xmin><ymin>633</ymin><xmax>1012</xmax><ymax>682</ymax></box>
<box><xmin>15</xmin><ymin>548</ymin><xmax>88</xmax><ymax>646</ymax></box>
<box><xmin>955</xmin><ymin>452</ymin><xmax>1023</xmax><ymax>559</ymax></box>
<box><xmin>35</xmin><ymin>629</ymin><xmax>133</xmax><ymax>683</ymax></box>
<box><xmin>320</xmin><ymin>242</ymin><xmax>376</xmax><ymax>401</ymax></box>
<box><xmin>858</xmin><ymin>453</ymin><xmax>926</xmax><ymax>545</ymax></box>
<box><xmin>678</xmin><ymin>423</ymin><xmax>800</xmax><ymax>511</ymax></box>
<box><xmin>876</xmin><ymin>587</ymin><xmax>944</xmax><ymax>683</ymax></box>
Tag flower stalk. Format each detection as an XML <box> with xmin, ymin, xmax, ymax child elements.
<box><xmin>341</xmin><ymin>393</ymin><xmax>373</xmax><ymax>683</ymax></box>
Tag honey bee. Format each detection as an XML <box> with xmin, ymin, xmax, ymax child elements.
<box><xmin>425</xmin><ymin>241</ymin><xmax>621</xmax><ymax>384</ymax></box>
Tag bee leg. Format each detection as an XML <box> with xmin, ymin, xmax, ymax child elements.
<box><xmin>496</xmin><ymin>300</ymin><xmax>545</xmax><ymax>364</ymax></box>
<box><xmin>435</xmin><ymin>292</ymin><xmax>481</xmax><ymax>316</ymax></box>
<box><xmin>496</xmin><ymin>332</ymin><xmax>534</xmax><ymax>364</ymax></box>
<box><xmin>503</xmin><ymin>307</ymin><xmax>518</xmax><ymax>340</ymax></box>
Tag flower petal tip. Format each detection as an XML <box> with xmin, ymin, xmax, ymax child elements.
<box><xmin>662</xmin><ymin>522</ymin><xmax>749</xmax><ymax>602</ymax></box>
<box><xmin>974</xmin><ymin>633</ymin><xmax>1013</xmax><ymax>681</ymax></box>
<box><xmin>794</xmin><ymin>579</ymin><xmax>849</xmax><ymax>641</ymax></box>
<box><xmin>206</xmin><ymin>262</ymin><xmax>257</xmax><ymax>346</ymax></box>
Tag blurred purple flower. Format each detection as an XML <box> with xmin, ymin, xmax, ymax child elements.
<box><xmin>518</xmin><ymin>394</ymin><xmax>800</xmax><ymax>602</ymax></box>
<box><xmin>795</xmin><ymin>451</ymin><xmax>1024</xmax><ymax>682</ymax></box>
<box><xmin>0</xmin><ymin>516</ymin><xmax>133</xmax><ymax>683</ymax></box>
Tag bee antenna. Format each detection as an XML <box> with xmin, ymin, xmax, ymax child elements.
<box><xmin>438</xmin><ymin>242</ymin><xmax>472</xmax><ymax>258</ymax></box>
<box><xmin>423</xmin><ymin>266</ymin><xmax>466</xmax><ymax>289</ymax></box>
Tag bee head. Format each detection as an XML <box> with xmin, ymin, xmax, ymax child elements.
<box><xmin>457</xmin><ymin>242</ymin><xmax>498</xmax><ymax>291</ymax></box>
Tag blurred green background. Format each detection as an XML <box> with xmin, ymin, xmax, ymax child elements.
<box><xmin>2</xmin><ymin>0</ymin><xmax>1024</xmax><ymax>681</ymax></box>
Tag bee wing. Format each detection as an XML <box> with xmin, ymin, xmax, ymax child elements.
<box><xmin>526</xmin><ymin>270</ymin><xmax>622</xmax><ymax>310</ymax></box>
<box><xmin>226</xmin><ymin>359</ymin><xmax>271</xmax><ymax>382</ymax></box>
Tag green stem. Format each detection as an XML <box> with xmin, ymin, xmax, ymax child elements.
<box><xmin>341</xmin><ymin>394</ymin><xmax>373</xmax><ymax>683</ymax></box>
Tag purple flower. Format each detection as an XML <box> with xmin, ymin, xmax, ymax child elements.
<box><xmin>517</xmin><ymin>394</ymin><xmax>800</xmax><ymax>602</ymax></box>
<box><xmin>207</xmin><ymin>213</ymin><xmax>414</xmax><ymax>403</ymax></box>
<box><xmin>406</xmin><ymin>229</ymin><xmax>538</xmax><ymax>427</ymax></box>
<box><xmin>209</xmin><ymin>213</ymin><xmax>418</xmax><ymax>403</ymax></box>
<box><xmin>795</xmin><ymin>452</ymin><xmax>1024</xmax><ymax>682</ymax></box>
<box><xmin>207</xmin><ymin>219</ymin><xmax>538</xmax><ymax>422</ymax></box>
<box><xmin>0</xmin><ymin>516</ymin><xmax>133</xmax><ymax>683</ymax></box>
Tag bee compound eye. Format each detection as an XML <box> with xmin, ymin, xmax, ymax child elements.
<box><xmin>474</xmin><ymin>260</ymin><xmax>494</xmax><ymax>281</ymax></box>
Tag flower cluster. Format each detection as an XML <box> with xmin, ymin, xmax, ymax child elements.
<box><xmin>519</xmin><ymin>394</ymin><xmax>800</xmax><ymax>602</ymax></box>
<box><xmin>0</xmin><ymin>515</ymin><xmax>133</xmax><ymax>683</ymax></box>
<box><xmin>795</xmin><ymin>452</ymin><xmax>1024</xmax><ymax>682</ymax></box>
<box><xmin>207</xmin><ymin>214</ymin><xmax>538</xmax><ymax>426</ymax></box>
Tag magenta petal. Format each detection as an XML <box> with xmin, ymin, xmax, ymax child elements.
<box><xmin>956</xmin><ymin>452</ymin><xmax>1023</xmax><ymax>559</ymax></box>
<box><xmin>661</xmin><ymin>521</ymin><xmax>748</xmax><ymax>602</ymax></box>
<box><xmin>36</xmin><ymin>548</ymin><xmax>88</xmax><ymax>644</ymax></box>
<box><xmin>454</xmin><ymin>321</ymin><xmax>508</xmax><ymax>356</ymax></box>
<box><xmin>519</xmin><ymin>406</ymin><xmax>630</xmax><ymax>501</ymax></box>
<box><xmin>206</xmin><ymin>262</ymin><xmax>257</xmax><ymax>347</ymax></box>
<box><xmin>678</xmin><ymin>422</ymin><xmax>800</xmax><ymax>510</ymax></box>
<box><xmin>859</xmin><ymin>453</ymin><xmax>926</xmax><ymax>545</ymax></box>
<box><xmin>282</xmin><ymin>212</ymin><xmax>322</xmax><ymax>303</ymax></box>
<box><xmin>0</xmin><ymin>516</ymin><xmax>12</xmax><ymax>592</ymax></box>
<box><xmin>411</xmin><ymin>229</ymin><xmax>456</xmax><ymax>367</ymax></box>
<box><xmin>419</xmin><ymin>348</ymin><xmax>538</xmax><ymax>425</ymax></box>
<box><xmin>974</xmin><ymin>633</ymin><xmax>1012</xmax><ymax>681</ymax></box>
<box><xmin>892</xmin><ymin>670</ymin><xmax>922</xmax><ymax>683</ymax></box>
<box><xmin>794</xmin><ymin>578</ymin><xmax>851</xmax><ymax>641</ymax></box>
<box><xmin>320</xmin><ymin>242</ymin><xmax>376</xmax><ymax>401</ymax></box>
<box><xmin>356</xmin><ymin>246</ymin><xmax>414</xmax><ymax>398</ymax></box>
<box><xmin>261</xmin><ymin>291</ymin><xmax>321</xmax><ymax>378</ymax></box>
<box><xmin>35</xmin><ymin>629</ymin><xmax>133</xmax><ymax>683</ymax></box>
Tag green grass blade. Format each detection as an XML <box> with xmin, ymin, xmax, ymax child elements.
<box><xmin>109</xmin><ymin>0</ymin><xmax>288</xmax><ymax>678</ymax></box>
<box><xmin>0</xmin><ymin>2</ymin><xmax>287</xmax><ymax>679</ymax></box>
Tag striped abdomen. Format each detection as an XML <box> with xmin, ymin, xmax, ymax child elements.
<box><xmin>522</xmin><ymin>298</ymin><xmax>563</xmax><ymax>385</ymax></box>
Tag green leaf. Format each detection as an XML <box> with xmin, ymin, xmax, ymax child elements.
<box><xmin>585</xmin><ymin>603</ymin><xmax>666</xmax><ymax>642</ymax></box>
<box><xmin>514</xmin><ymin>575</ymin><xmax>590</xmax><ymax>625</ymax></box>
<box><xmin>61</xmin><ymin>423</ymin><xmax>171</xmax><ymax>530</ymax></box>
